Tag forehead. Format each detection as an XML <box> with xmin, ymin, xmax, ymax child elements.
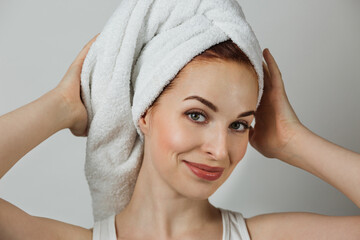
<box><xmin>162</xmin><ymin>59</ymin><xmax>259</xmax><ymax>109</ymax></box>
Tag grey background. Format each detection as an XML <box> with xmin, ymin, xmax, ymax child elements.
<box><xmin>0</xmin><ymin>0</ymin><xmax>359</xmax><ymax>229</ymax></box>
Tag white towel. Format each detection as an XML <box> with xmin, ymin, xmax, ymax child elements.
<box><xmin>80</xmin><ymin>0</ymin><xmax>263</xmax><ymax>221</ymax></box>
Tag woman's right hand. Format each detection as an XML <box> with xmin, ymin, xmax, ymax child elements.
<box><xmin>54</xmin><ymin>34</ymin><xmax>99</xmax><ymax>137</ymax></box>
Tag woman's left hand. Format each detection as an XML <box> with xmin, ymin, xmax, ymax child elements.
<box><xmin>248</xmin><ymin>49</ymin><xmax>304</xmax><ymax>160</ymax></box>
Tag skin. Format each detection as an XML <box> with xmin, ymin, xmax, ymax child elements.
<box><xmin>0</xmin><ymin>34</ymin><xmax>359</xmax><ymax>240</ymax></box>
<box><xmin>114</xmin><ymin>58</ymin><xmax>258</xmax><ymax>239</ymax></box>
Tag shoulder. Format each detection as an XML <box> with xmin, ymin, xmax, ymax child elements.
<box><xmin>0</xmin><ymin>198</ymin><xmax>92</xmax><ymax>240</ymax></box>
<box><xmin>245</xmin><ymin>211</ymin><xmax>360</xmax><ymax>240</ymax></box>
<box><xmin>34</xmin><ymin>217</ymin><xmax>93</xmax><ymax>240</ymax></box>
<box><xmin>27</xmin><ymin>216</ymin><xmax>93</xmax><ymax>240</ymax></box>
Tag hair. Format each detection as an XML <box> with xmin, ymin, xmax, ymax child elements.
<box><xmin>145</xmin><ymin>39</ymin><xmax>257</xmax><ymax>116</ymax></box>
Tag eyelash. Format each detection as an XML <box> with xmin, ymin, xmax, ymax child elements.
<box><xmin>185</xmin><ymin>110</ymin><xmax>250</xmax><ymax>133</ymax></box>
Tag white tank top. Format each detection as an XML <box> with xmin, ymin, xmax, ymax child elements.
<box><xmin>92</xmin><ymin>207</ymin><xmax>251</xmax><ymax>240</ymax></box>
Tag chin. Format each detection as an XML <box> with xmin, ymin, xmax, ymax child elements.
<box><xmin>173</xmin><ymin>179</ymin><xmax>223</xmax><ymax>200</ymax></box>
<box><xmin>181</xmin><ymin>191</ymin><xmax>213</xmax><ymax>200</ymax></box>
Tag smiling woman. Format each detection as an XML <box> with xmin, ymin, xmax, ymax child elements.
<box><xmin>137</xmin><ymin>51</ymin><xmax>258</xmax><ymax>195</ymax></box>
<box><xmin>0</xmin><ymin>1</ymin><xmax>360</xmax><ymax>240</ymax></box>
<box><xmin>113</xmin><ymin>42</ymin><xmax>260</xmax><ymax>239</ymax></box>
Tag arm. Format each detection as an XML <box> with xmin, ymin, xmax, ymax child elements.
<box><xmin>281</xmin><ymin>125</ymin><xmax>360</xmax><ymax>208</ymax></box>
<box><xmin>0</xmin><ymin>34</ymin><xmax>97</xmax><ymax>179</ymax></box>
<box><xmin>0</xmin><ymin>89</ymin><xmax>70</xmax><ymax>179</ymax></box>
<box><xmin>0</xmin><ymin>34</ymin><xmax>98</xmax><ymax>240</ymax></box>
<box><xmin>246</xmin><ymin>48</ymin><xmax>360</xmax><ymax>240</ymax></box>
<box><xmin>249</xmin><ymin>48</ymin><xmax>360</xmax><ymax>208</ymax></box>
<box><xmin>0</xmin><ymin>198</ymin><xmax>92</xmax><ymax>240</ymax></box>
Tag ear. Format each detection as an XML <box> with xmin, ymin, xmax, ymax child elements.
<box><xmin>138</xmin><ymin>109</ymin><xmax>151</xmax><ymax>136</ymax></box>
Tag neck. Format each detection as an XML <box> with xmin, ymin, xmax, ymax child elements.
<box><xmin>116</xmin><ymin>154</ymin><xmax>221</xmax><ymax>239</ymax></box>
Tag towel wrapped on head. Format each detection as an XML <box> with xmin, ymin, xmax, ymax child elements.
<box><xmin>80</xmin><ymin>0</ymin><xmax>263</xmax><ymax>221</ymax></box>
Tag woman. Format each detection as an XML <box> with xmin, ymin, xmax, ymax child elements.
<box><xmin>0</xmin><ymin>30</ymin><xmax>359</xmax><ymax>239</ymax></box>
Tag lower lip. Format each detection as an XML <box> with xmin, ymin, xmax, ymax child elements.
<box><xmin>184</xmin><ymin>161</ymin><xmax>223</xmax><ymax>181</ymax></box>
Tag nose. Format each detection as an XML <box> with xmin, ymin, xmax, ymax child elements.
<box><xmin>202</xmin><ymin>126</ymin><xmax>229</xmax><ymax>162</ymax></box>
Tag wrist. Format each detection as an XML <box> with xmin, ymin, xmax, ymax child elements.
<box><xmin>276</xmin><ymin>124</ymin><xmax>312</xmax><ymax>166</ymax></box>
<box><xmin>45</xmin><ymin>89</ymin><xmax>74</xmax><ymax>131</ymax></box>
<box><xmin>51</xmin><ymin>86</ymin><xmax>88</xmax><ymax>136</ymax></box>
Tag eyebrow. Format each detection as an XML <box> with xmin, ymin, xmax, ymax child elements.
<box><xmin>183</xmin><ymin>95</ymin><xmax>255</xmax><ymax>118</ymax></box>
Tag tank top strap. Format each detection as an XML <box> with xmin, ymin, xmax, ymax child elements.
<box><xmin>92</xmin><ymin>214</ymin><xmax>117</xmax><ymax>240</ymax></box>
<box><xmin>92</xmin><ymin>209</ymin><xmax>250</xmax><ymax>240</ymax></box>
<box><xmin>219</xmin><ymin>207</ymin><xmax>251</xmax><ymax>240</ymax></box>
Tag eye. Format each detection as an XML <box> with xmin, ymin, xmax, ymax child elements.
<box><xmin>185</xmin><ymin>110</ymin><xmax>250</xmax><ymax>132</ymax></box>
<box><xmin>186</xmin><ymin>110</ymin><xmax>207</xmax><ymax>122</ymax></box>
<box><xmin>230</xmin><ymin>121</ymin><xmax>249</xmax><ymax>132</ymax></box>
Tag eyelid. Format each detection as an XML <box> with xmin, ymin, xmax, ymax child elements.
<box><xmin>185</xmin><ymin>109</ymin><xmax>250</xmax><ymax>132</ymax></box>
<box><xmin>233</xmin><ymin>120</ymin><xmax>250</xmax><ymax>131</ymax></box>
<box><xmin>185</xmin><ymin>109</ymin><xmax>208</xmax><ymax>123</ymax></box>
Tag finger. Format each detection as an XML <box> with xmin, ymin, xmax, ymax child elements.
<box><xmin>263</xmin><ymin>48</ymin><xmax>284</xmax><ymax>89</ymax></box>
<box><xmin>72</xmin><ymin>33</ymin><xmax>100</xmax><ymax>67</ymax></box>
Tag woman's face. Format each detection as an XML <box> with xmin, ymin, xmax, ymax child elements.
<box><xmin>139</xmin><ymin>59</ymin><xmax>258</xmax><ymax>199</ymax></box>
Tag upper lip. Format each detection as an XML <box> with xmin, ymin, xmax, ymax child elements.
<box><xmin>183</xmin><ymin>160</ymin><xmax>224</xmax><ymax>172</ymax></box>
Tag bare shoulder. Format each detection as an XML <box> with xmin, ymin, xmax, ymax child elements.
<box><xmin>245</xmin><ymin>211</ymin><xmax>360</xmax><ymax>240</ymax></box>
<box><xmin>0</xmin><ymin>198</ymin><xmax>92</xmax><ymax>240</ymax></box>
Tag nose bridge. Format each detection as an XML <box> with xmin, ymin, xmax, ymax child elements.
<box><xmin>205</xmin><ymin>123</ymin><xmax>229</xmax><ymax>161</ymax></box>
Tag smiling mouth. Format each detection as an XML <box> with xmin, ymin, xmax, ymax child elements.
<box><xmin>183</xmin><ymin>160</ymin><xmax>224</xmax><ymax>181</ymax></box>
<box><xmin>182</xmin><ymin>160</ymin><xmax>224</xmax><ymax>172</ymax></box>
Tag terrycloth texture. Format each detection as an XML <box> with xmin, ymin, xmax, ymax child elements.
<box><xmin>81</xmin><ymin>0</ymin><xmax>263</xmax><ymax>221</ymax></box>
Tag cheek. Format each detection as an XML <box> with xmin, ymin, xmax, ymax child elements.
<box><xmin>151</xmin><ymin>113</ymin><xmax>199</xmax><ymax>166</ymax></box>
<box><xmin>230</xmin><ymin>135</ymin><xmax>249</xmax><ymax>165</ymax></box>
<box><xmin>220</xmin><ymin>136</ymin><xmax>249</xmax><ymax>182</ymax></box>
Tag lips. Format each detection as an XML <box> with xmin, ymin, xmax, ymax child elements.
<box><xmin>183</xmin><ymin>160</ymin><xmax>224</xmax><ymax>172</ymax></box>
<box><xmin>183</xmin><ymin>160</ymin><xmax>224</xmax><ymax>181</ymax></box>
